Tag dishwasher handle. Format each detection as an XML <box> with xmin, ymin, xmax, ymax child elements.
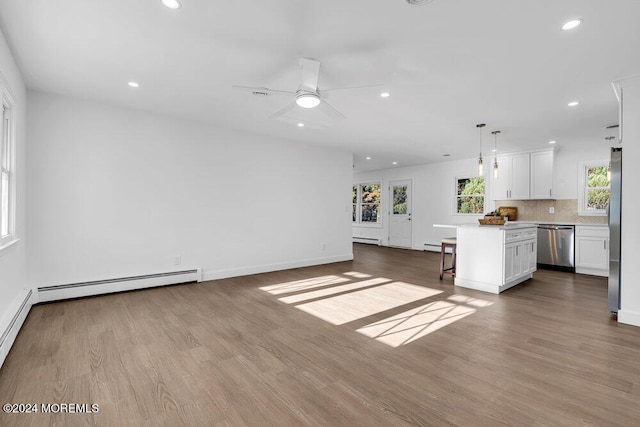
<box><xmin>537</xmin><ymin>225</ymin><xmax>574</xmax><ymax>230</ymax></box>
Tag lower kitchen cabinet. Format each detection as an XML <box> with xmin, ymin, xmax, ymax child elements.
<box><xmin>455</xmin><ymin>225</ymin><xmax>537</xmax><ymax>294</ymax></box>
<box><xmin>575</xmin><ymin>225</ymin><xmax>609</xmax><ymax>277</ymax></box>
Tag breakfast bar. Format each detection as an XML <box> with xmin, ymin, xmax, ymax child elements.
<box><xmin>434</xmin><ymin>223</ymin><xmax>538</xmax><ymax>294</ymax></box>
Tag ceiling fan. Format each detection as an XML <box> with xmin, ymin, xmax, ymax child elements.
<box><xmin>233</xmin><ymin>58</ymin><xmax>382</xmax><ymax>121</ymax></box>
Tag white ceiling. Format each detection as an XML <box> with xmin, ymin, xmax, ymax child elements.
<box><xmin>0</xmin><ymin>0</ymin><xmax>638</xmax><ymax>171</ymax></box>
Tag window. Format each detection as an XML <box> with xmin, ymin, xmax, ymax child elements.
<box><xmin>578</xmin><ymin>162</ymin><xmax>610</xmax><ymax>216</ymax></box>
<box><xmin>0</xmin><ymin>93</ymin><xmax>16</xmax><ymax>248</ymax></box>
<box><xmin>353</xmin><ymin>183</ymin><xmax>381</xmax><ymax>224</ymax></box>
<box><xmin>456</xmin><ymin>176</ymin><xmax>484</xmax><ymax>214</ymax></box>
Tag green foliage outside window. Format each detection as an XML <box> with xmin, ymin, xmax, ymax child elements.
<box><xmin>393</xmin><ymin>185</ymin><xmax>408</xmax><ymax>214</ymax></box>
<box><xmin>586</xmin><ymin>166</ymin><xmax>610</xmax><ymax>210</ymax></box>
<box><xmin>457</xmin><ymin>177</ymin><xmax>485</xmax><ymax>214</ymax></box>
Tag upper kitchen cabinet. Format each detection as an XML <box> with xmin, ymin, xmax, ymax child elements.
<box><xmin>491</xmin><ymin>149</ymin><xmax>554</xmax><ymax>201</ymax></box>
<box><xmin>492</xmin><ymin>153</ymin><xmax>530</xmax><ymax>200</ymax></box>
<box><xmin>530</xmin><ymin>150</ymin><xmax>554</xmax><ymax>199</ymax></box>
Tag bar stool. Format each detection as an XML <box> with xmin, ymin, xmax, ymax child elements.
<box><xmin>439</xmin><ymin>237</ymin><xmax>457</xmax><ymax>280</ymax></box>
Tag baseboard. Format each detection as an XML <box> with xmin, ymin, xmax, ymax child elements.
<box><xmin>0</xmin><ymin>289</ymin><xmax>34</xmax><ymax>369</ymax></box>
<box><xmin>201</xmin><ymin>253</ymin><xmax>354</xmax><ymax>281</ymax></box>
<box><xmin>37</xmin><ymin>269</ymin><xmax>201</xmax><ymax>303</ymax></box>
<box><xmin>618</xmin><ymin>309</ymin><xmax>640</xmax><ymax>328</ymax></box>
<box><xmin>575</xmin><ymin>267</ymin><xmax>608</xmax><ymax>277</ymax></box>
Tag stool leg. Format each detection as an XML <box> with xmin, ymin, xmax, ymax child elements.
<box><xmin>451</xmin><ymin>245</ymin><xmax>456</xmax><ymax>277</ymax></box>
<box><xmin>439</xmin><ymin>243</ymin><xmax>445</xmax><ymax>280</ymax></box>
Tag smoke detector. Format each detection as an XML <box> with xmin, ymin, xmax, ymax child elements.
<box><xmin>406</xmin><ymin>0</ymin><xmax>435</xmax><ymax>5</ymax></box>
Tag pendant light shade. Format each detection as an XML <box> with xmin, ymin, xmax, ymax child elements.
<box><xmin>491</xmin><ymin>130</ymin><xmax>501</xmax><ymax>179</ymax></box>
<box><xmin>476</xmin><ymin>124</ymin><xmax>486</xmax><ymax>176</ymax></box>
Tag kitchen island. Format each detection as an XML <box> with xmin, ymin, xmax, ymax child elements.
<box><xmin>434</xmin><ymin>223</ymin><xmax>537</xmax><ymax>294</ymax></box>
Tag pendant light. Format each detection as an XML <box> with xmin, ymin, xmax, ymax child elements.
<box><xmin>476</xmin><ymin>123</ymin><xmax>486</xmax><ymax>176</ymax></box>
<box><xmin>491</xmin><ymin>130</ymin><xmax>500</xmax><ymax>178</ymax></box>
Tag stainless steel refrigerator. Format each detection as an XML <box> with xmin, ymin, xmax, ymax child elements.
<box><xmin>608</xmin><ymin>147</ymin><xmax>622</xmax><ymax>313</ymax></box>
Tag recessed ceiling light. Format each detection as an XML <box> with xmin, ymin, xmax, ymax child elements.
<box><xmin>365</xmin><ymin>156</ymin><xmax>371</xmax><ymax>160</ymax></box>
<box><xmin>562</xmin><ymin>19</ymin><xmax>583</xmax><ymax>31</ymax></box>
<box><xmin>297</xmin><ymin>123</ymin><xmax>304</xmax><ymax>127</ymax></box>
<box><xmin>380</xmin><ymin>92</ymin><xmax>390</xmax><ymax>98</ymax></box>
<box><xmin>568</xmin><ymin>101</ymin><xmax>580</xmax><ymax>107</ymax></box>
<box><xmin>162</xmin><ymin>0</ymin><xmax>182</xmax><ymax>9</ymax></box>
<box><xmin>491</xmin><ymin>149</ymin><xmax>497</xmax><ymax>152</ymax></box>
<box><xmin>128</xmin><ymin>81</ymin><xmax>139</xmax><ymax>88</ymax></box>
<box><xmin>549</xmin><ymin>140</ymin><xmax>557</xmax><ymax>144</ymax></box>
<box><xmin>392</xmin><ymin>161</ymin><xmax>398</xmax><ymax>165</ymax></box>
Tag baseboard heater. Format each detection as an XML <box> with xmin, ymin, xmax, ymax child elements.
<box><xmin>353</xmin><ymin>237</ymin><xmax>381</xmax><ymax>245</ymax></box>
<box><xmin>38</xmin><ymin>269</ymin><xmax>200</xmax><ymax>303</ymax></box>
<box><xmin>1</xmin><ymin>289</ymin><xmax>33</xmax><ymax>369</ymax></box>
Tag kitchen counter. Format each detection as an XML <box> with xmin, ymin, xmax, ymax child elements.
<box><xmin>433</xmin><ymin>222</ymin><xmax>540</xmax><ymax>231</ymax></box>
<box><xmin>507</xmin><ymin>220</ymin><xmax>608</xmax><ymax>227</ymax></box>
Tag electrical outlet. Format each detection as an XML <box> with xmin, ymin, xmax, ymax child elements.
<box><xmin>549</xmin><ymin>207</ymin><xmax>555</xmax><ymax>214</ymax></box>
<box><xmin>174</xmin><ymin>255</ymin><xmax>181</xmax><ymax>265</ymax></box>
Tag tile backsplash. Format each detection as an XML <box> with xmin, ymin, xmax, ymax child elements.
<box><xmin>494</xmin><ymin>199</ymin><xmax>607</xmax><ymax>224</ymax></box>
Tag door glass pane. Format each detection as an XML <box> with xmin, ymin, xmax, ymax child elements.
<box><xmin>1</xmin><ymin>171</ymin><xmax>8</xmax><ymax>236</ymax></box>
<box><xmin>393</xmin><ymin>185</ymin><xmax>408</xmax><ymax>214</ymax></box>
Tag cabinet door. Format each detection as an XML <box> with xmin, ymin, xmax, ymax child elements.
<box><xmin>513</xmin><ymin>243</ymin><xmax>524</xmax><ymax>278</ymax></box>
<box><xmin>510</xmin><ymin>153</ymin><xmax>530</xmax><ymax>199</ymax></box>
<box><xmin>527</xmin><ymin>240</ymin><xmax>537</xmax><ymax>272</ymax></box>
<box><xmin>576</xmin><ymin>237</ymin><xmax>609</xmax><ymax>269</ymax></box>
<box><xmin>504</xmin><ymin>244</ymin><xmax>516</xmax><ymax>283</ymax></box>
<box><xmin>492</xmin><ymin>154</ymin><xmax>511</xmax><ymax>200</ymax></box>
<box><xmin>530</xmin><ymin>151</ymin><xmax>554</xmax><ymax>199</ymax></box>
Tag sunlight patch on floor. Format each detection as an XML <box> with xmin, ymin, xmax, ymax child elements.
<box><xmin>342</xmin><ymin>271</ymin><xmax>373</xmax><ymax>279</ymax></box>
<box><xmin>447</xmin><ymin>294</ymin><xmax>494</xmax><ymax>308</ymax></box>
<box><xmin>259</xmin><ymin>275</ymin><xmax>350</xmax><ymax>295</ymax></box>
<box><xmin>294</xmin><ymin>282</ymin><xmax>443</xmax><ymax>325</ymax></box>
<box><xmin>279</xmin><ymin>277</ymin><xmax>391</xmax><ymax>304</ymax></box>
<box><xmin>356</xmin><ymin>301</ymin><xmax>477</xmax><ymax>347</ymax></box>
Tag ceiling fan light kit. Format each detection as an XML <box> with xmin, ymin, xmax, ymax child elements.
<box><xmin>295</xmin><ymin>92</ymin><xmax>321</xmax><ymax>109</ymax></box>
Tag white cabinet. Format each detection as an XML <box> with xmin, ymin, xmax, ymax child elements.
<box><xmin>576</xmin><ymin>226</ymin><xmax>609</xmax><ymax>276</ymax></box>
<box><xmin>530</xmin><ymin>150</ymin><xmax>554</xmax><ymax>199</ymax></box>
<box><xmin>492</xmin><ymin>153</ymin><xmax>530</xmax><ymax>200</ymax></box>
<box><xmin>491</xmin><ymin>149</ymin><xmax>554</xmax><ymax>201</ymax></box>
<box><xmin>455</xmin><ymin>226</ymin><xmax>537</xmax><ymax>294</ymax></box>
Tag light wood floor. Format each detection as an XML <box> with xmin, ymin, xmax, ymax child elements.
<box><xmin>2</xmin><ymin>244</ymin><xmax>640</xmax><ymax>426</ymax></box>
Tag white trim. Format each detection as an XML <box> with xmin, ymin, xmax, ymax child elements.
<box><xmin>618</xmin><ymin>309</ymin><xmax>640</xmax><ymax>328</ymax></box>
<box><xmin>454</xmin><ymin>274</ymin><xmax>533</xmax><ymax>294</ymax></box>
<box><xmin>201</xmin><ymin>253</ymin><xmax>354</xmax><ymax>281</ymax></box>
<box><xmin>0</xmin><ymin>88</ymin><xmax>17</xmax><ymax>246</ymax></box>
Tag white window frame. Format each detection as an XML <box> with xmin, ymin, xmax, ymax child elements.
<box><xmin>353</xmin><ymin>182</ymin><xmax>382</xmax><ymax>226</ymax></box>
<box><xmin>0</xmin><ymin>86</ymin><xmax>17</xmax><ymax>250</ymax></box>
<box><xmin>578</xmin><ymin>160</ymin><xmax>609</xmax><ymax>216</ymax></box>
<box><xmin>453</xmin><ymin>174</ymin><xmax>486</xmax><ymax>216</ymax></box>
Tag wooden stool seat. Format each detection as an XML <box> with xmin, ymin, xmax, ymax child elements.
<box><xmin>439</xmin><ymin>237</ymin><xmax>457</xmax><ymax>280</ymax></box>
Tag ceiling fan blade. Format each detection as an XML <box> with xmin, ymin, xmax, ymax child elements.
<box><xmin>299</xmin><ymin>58</ymin><xmax>320</xmax><ymax>92</ymax></box>
<box><xmin>319</xmin><ymin>100</ymin><xmax>346</xmax><ymax>121</ymax></box>
<box><xmin>322</xmin><ymin>83</ymin><xmax>385</xmax><ymax>92</ymax></box>
<box><xmin>268</xmin><ymin>102</ymin><xmax>297</xmax><ymax>120</ymax></box>
<box><xmin>232</xmin><ymin>85</ymin><xmax>295</xmax><ymax>96</ymax></box>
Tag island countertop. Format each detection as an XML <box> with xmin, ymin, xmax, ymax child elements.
<box><xmin>433</xmin><ymin>223</ymin><xmax>537</xmax><ymax>231</ymax></box>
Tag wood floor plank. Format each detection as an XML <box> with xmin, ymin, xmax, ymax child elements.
<box><xmin>2</xmin><ymin>243</ymin><xmax>640</xmax><ymax>426</ymax></box>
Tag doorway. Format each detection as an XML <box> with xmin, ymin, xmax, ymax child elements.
<box><xmin>389</xmin><ymin>179</ymin><xmax>412</xmax><ymax>248</ymax></box>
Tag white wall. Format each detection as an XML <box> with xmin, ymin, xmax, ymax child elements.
<box><xmin>619</xmin><ymin>76</ymin><xmax>640</xmax><ymax>327</ymax></box>
<box><xmin>27</xmin><ymin>91</ymin><xmax>353</xmax><ymax>289</ymax></box>
<box><xmin>0</xmin><ymin>27</ymin><xmax>29</xmax><ymax>344</ymax></box>
<box><xmin>354</xmin><ymin>158</ymin><xmax>485</xmax><ymax>251</ymax></box>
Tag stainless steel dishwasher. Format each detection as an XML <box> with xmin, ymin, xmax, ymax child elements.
<box><xmin>537</xmin><ymin>224</ymin><xmax>575</xmax><ymax>272</ymax></box>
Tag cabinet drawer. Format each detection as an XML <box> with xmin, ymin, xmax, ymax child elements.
<box><xmin>576</xmin><ymin>226</ymin><xmax>609</xmax><ymax>238</ymax></box>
